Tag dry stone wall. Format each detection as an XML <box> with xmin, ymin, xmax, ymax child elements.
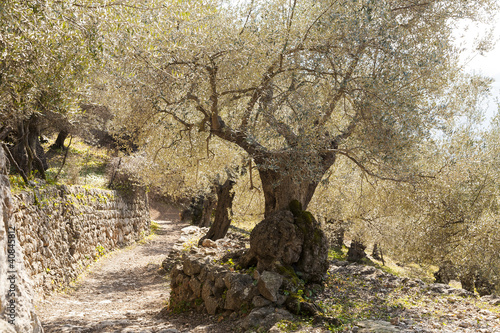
<box><xmin>164</xmin><ymin>227</ymin><xmax>301</xmax><ymax>331</ymax></box>
<box><xmin>1</xmin><ymin>148</ymin><xmax>43</xmax><ymax>333</ymax></box>
<box><xmin>11</xmin><ymin>185</ymin><xmax>150</xmax><ymax>292</ymax></box>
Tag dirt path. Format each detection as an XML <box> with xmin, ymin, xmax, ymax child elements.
<box><xmin>36</xmin><ymin>203</ymin><xmax>192</xmax><ymax>333</ymax></box>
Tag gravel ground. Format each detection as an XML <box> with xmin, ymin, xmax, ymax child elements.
<box><xmin>35</xmin><ymin>203</ymin><xmax>240</xmax><ymax>333</ymax></box>
<box><xmin>314</xmin><ymin>260</ymin><xmax>500</xmax><ymax>333</ymax></box>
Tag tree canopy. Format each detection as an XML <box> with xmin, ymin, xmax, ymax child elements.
<box><xmin>0</xmin><ymin>0</ymin><xmax>99</xmax><ymax>123</ymax></box>
<box><xmin>90</xmin><ymin>0</ymin><xmax>497</xmax><ymax>215</ymax></box>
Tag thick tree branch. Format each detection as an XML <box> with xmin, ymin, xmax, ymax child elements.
<box><xmin>240</xmin><ymin>63</ymin><xmax>278</xmax><ymax>132</ymax></box>
<box><xmin>206</xmin><ymin>64</ymin><xmax>221</xmax><ymax>131</ymax></box>
<box><xmin>211</xmin><ymin>121</ymin><xmax>267</xmax><ymax>161</ymax></box>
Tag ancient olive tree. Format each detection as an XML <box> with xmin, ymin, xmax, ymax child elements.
<box><xmin>101</xmin><ymin>0</ymin><xmax>496</xmax><ymax>215</ymax></box>
<box><xmin>93</xmin><ymin>0</ymin><xmax>497</xmax><ymax>279</ymax></box>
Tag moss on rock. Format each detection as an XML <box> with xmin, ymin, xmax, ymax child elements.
<box><xmin>289</xmin><ymin>200</ymin><xmax>303</xmax><ymax>217</ymax></box>
<box><xmin>278</xmin><ymin>264</ymin><xmax>303</xmax><ymax>291</ymax></box>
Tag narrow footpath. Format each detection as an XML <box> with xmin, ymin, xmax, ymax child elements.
<box><xmin>35</xmin><ymin>203</ymin><xmax>194</xmax><ymax>333</ymax></box>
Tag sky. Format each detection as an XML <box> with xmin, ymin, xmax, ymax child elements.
<box><xmin>455</xmin><ymin>15</ymin><xmax>500</xmax><ymax>125</ymax></box>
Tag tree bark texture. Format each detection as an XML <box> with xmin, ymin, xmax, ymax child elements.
<box><xmin>199</xmin><ymin>179</ymin><xmax>235</xmax><ymax>243</ymax></box>
<box><xmin>198</xmin><ymin>194</ymin><xmax>217</xmax><ymax>228</ymax></box>
<box><xmin>211</xmin><ymin>121</ymin><xmax>338</xmax><ymax>218</ymax></box>
<box><xmin>256</xmin><ymin>151</ymin><xmax>336</xmax><ymax>217</ymax></box>
<box><xmin>11</xmin><ymin>116</ymin><xmax>48</xmax><ymax>179</ymax></box>
<box><xmin>1</xmin><ymin>143</ymin><xmax>28</xmax><ymax>184</ymax></box>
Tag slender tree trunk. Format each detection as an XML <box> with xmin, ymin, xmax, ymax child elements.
<box><xmin>53</xmin><ymin>130</ymin><xmax>69</xmax><ymax>150</ymax></box>
<box><xmin>199</xmin><ymin>179</ymin><xmax>236</xmax><ymax>243</ymax></box>
<box><xmin>198</xmin><ymin>194</ymin><xmax>217</xmax><ymax>228</ymax></box>
<box><xmin>26</xmin><ymin>117</ymin><xmax>47</xmax><ymax>179</ymax></box>
<box><xmin>55</xmin><ymin>135</ymin><xmax>73</xmax><ymax>181</ymax></box>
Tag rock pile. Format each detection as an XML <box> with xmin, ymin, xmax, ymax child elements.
<box><xmin>164</xmin><ymin>226</ymin><xmax>318</xmax><ymax>331</ymax></box>
<box><xmin>327</xmin><ymin>260</ymin><xmax>500</xmax><ymax>333</ymax></box>
<box><xmin>164</xmin><ymin>226</ymin><xmax>500</xmax><ymax>333</ymax></box>
<box><xmin>329</xmin><ymin>259</ymin><xmax>474</xmax><ymax>297</ymax></box>
<box><xmin>240</xmin><ymin>202</ymin><xmax>329</xmax><ymax>283</ymax></box>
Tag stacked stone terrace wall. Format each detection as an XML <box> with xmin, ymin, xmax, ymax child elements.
<box><xmin>11</xmin><ymin>185</ymin><xmax>150</xmax><ymax>292</ymax></box>
<box><xmin>1</xmin><ymin>148</ymin><xmax>43</xmax><ymax>332</ymax></box>
<box><xmin>164</xmin><ymin>227</ymin><xmax>301</xmax><ymax>331</ymax></box>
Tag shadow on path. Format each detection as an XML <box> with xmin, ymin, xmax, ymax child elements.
<box><xmin>36</xmin><ymin>204</ymin><xmax>191</xmax><ymax>333</ymax></box>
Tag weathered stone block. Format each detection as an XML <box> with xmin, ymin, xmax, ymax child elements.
<box><xmin>257</xmin><ymin>271</ymin><xmax>283</xmax><ymax>302</ymax></box>
<box><xmin>252</xmin><ymin>295</ymin><xmax>272</xmax><ymax>308</ymax></box>
<box><xmin>224</xmin><ymin>273</ymin><xmax>257</xmax><ymax>310</ymax></box>
<box><xmin>182</xmin><ymin>256</ymin><xmax>203</xmax><ymax>276</ymax></box>
<box><xmin>201</xmin><ymin>281</ymin><xmax>214</xmax><ymax>302</ymax></box>
<box><xmin>189</xmin><ymin>277</ymin><xmax>202</xmax><ymax>297</ymax></box>
<box><xmin>204</xmin><ymin>295</ymin><xmax>221</xmax><ymax>315</ymax></box>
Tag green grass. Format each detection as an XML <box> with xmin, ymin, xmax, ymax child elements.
<box><xmin>42</xmin><ymin>136</ymin><xmax>111</xmax><ymax>188</ymax></box>
<box><xmin>150</xmin><ymin>221</ymin><xmax>160</xmax><ymax>234</ymax></box>
<box><xmin>7</xmin><ymin>136</ymin><xmax>111</xmax><ymax>192</ymax></box>
<box><xmin>328</xmin><ymin>246</ymin><xmax>348</xmax><ymax>261</ymax></box>
<box><xmin>8</xmin><ymin>174</ymin><xmax>30</xmax><ymax>192</ymax></box>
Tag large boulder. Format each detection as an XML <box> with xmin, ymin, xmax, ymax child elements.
<box><xmin>291</xmin><ymin>203</ymin><xmax>329</xmax><ymax>282</ymax></box>
<box><xmin>249</xmin><ymin>210</ymin><xmax>304</xmax><ymax>272</ymax></box>
<box><xmin>242</xmin><ymin>201</ymin><xmax>329</xmax><ymax>283</ymax></box>
<box><xmin>0</xmin><ymin>148</ymin><xmax>43</xmax><ymax>332</ymax></box>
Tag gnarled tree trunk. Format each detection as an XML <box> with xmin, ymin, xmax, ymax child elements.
<box><xmin>237</xmin><ymin>152</ymin><xmax>334</xmax><ymax>281</ymax></box>
<box><xmin>259</xmin><ymin>168</ymin><xmax>319</xmax><ymax>218</ymax></box>
<box><xmin>11</xmin><ymin>115</ymin><xmax>47</xmax><ymax>180</ymax></box>
<box><xmin>211</xmin><ymin>125</ymin><xmax>338</xmax><ymax>282</ymax></box>
<box><xmin>256</xmin><ymin>151</ymin><xmax>336</xmax><ymax>217</ymax></box>
<box><xmin>199</xmin><ymin>178</ymin><xmax>236</xmax><ymax>243</ymax></box>
<box><xmin>52</xmin><ymin>130</ymin><xmax>69</xmax><ymax>150</ymax></box>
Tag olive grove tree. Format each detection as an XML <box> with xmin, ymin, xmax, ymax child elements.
<box><xmin>309</xmin><ymin>105</ymin><xmax>500</xmax><ymax>292</ymax></box>
<box><xmin>87</xmin><ymin>0</ymin><xmax>498</xmax><ymax>277</ymax></box>
<box><xmin>0</xmin><ymin>0</ymin><xmax>99</xmax><ymax>180</ymax></box>
<box><xmin>96</xmin><ymin>0</ymin><xmax>496</xmax><ymax>216</ymax></box>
